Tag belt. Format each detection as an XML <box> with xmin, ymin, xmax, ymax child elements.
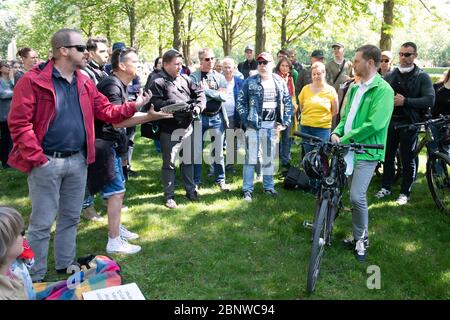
<box><xmin>44</xmin><ymin>150</ymin><xmax>80</xmax><ymax>158</ymax></box>
<box><xmin>203</xmin><ymin>110</ymin><xmax>221</xmax><ymax>117</ymax></box>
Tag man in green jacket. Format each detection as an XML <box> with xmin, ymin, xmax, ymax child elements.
<box><xmin>331</xmin><ymin>44</ymin><xmax>394</xmax><ymax>261</ymax></box>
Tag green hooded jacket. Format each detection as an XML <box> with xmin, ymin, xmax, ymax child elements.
<box><xmin>332</xmin><ymin>73</ymin><xmax>394</xmax><ymax>162</ymax></box>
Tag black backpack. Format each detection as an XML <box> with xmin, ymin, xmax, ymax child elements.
<box><xmin>283</xmin><ymin>166</ymin><xmax>311</xmax><ymax>191</ymax></box>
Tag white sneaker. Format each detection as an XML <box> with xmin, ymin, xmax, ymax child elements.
<box><xmin>106</xmin><ymin>236</ymin><xmax>141</xmax><ymax>255</ymax></box>
<box><xmin>355</xmin><ymin>239</ymin><xmax>367</xmax><ymax>262</ymax></box>
<box><xmin>119</xmin><ymin>225</ymin><xmax>139</xmax><ymax>240</ymax></box>
<box><xmin>395</xmin><ymin>194</ymin><xmax>409</xmax><ymax>205</ymax></box>
<box><xmin>375</xmin><ymin>188</ymin><xmax>391</xmax><ymax>199</ymax></box>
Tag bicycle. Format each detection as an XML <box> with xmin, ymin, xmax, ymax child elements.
<box><xmin>294</xmin><ymin>131</ymin><xmax>384</xmax><ymax>294</ymax></box>
<box><xmin>395</xmin><ymin>114</ymin><xmax>450</xmax><ymax>216</ymax></box>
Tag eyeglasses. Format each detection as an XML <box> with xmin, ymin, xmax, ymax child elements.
<box><xmin>398</xmin><ymin>52</ymin><xmax>414</xmax><ymax>58</ymax></box>
<box><xmin>381</xmin><ymin>59</ymin><xmax>390</xmax><ymax>63</ymax></box>
<box><xmin>58</xmin><ymin>45</ymin><xmax>87</xmax><ymax>52</ymax></box>
<box><xmin>203</xmin><ymin>57</ymin><xmax>215</xmax><ymax>62</ymax></box>
<box><xmin>258</xmin><ymin>60</ymin><xmax>269</xmax><ymax>65</ymax></box>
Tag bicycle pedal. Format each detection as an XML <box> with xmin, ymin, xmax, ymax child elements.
<box><xmin>303</xmin><ymin>220</ymin><xmax>313</xmax><ymax>229</ymax></box>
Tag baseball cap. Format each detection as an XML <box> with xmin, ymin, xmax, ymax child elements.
<box><xmin>256</xmin><ymin>52</ymin><xmax>273</xmax><ymax>62</ymax></box>
<box><xmin>245</xmin><ymin>45</ymin><xmax>254</xmax><ymax>52</ymax></box>
<box><xmin>311</xmin><ymin>50</ymin><xmax>324</xmax><ymax>58</ymax></box>
<box><xmin>331</xmin><ymin>42</ymin><xmax>344</xmax><ymax>49</ymax></box>
<box><xmin>381</xmin><ymin>50</ymin><xmax>393</xmax><ymax>60</ymax></box>
<box><xmin>112</xmin><ymin>42</ymin><xmax>126</xmax><ymax>51</ymax></box>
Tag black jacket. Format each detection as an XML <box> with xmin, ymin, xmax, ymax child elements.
<box><xmin>95</xmin><ymin>74</ymin><xmax>129</xmax><ymax>156</ymax></box>
<box><xmin>385</xmin><ymin>65</ymin><xmax>435</xmax><ymax>123</ymax></box>
<box><xmin>149</xmin><ymin>69</ymin><xmax>206</xmax><ymax>134</ymax></box>
<box><xmin>83</xmin><ymin>60</ymin><xmax>108</xmax><ymax>85</ymax></box>
<box><xmin>237</xmin><ymin>59</ymin><xmax>258</xmax><ymax>79</ymax></box>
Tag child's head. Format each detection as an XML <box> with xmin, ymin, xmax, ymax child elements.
<box><xmin>0</xmin><ymin>206</ymin><xmax>24</xmax><ymax>268</ymax></box>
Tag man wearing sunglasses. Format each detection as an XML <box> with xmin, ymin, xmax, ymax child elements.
<box><xmin>7</xmin><ymin>28</ymin><xmax>151</xmax><ymax>282</ymax></box>
<box><xmin>375</xmin><ymin>42</ymin><xmax>435</xmax><ymax>205</ymax></box>
<box><xmin>236</xmin><ymin>52</ymin><xmax>293</xmax><ymax>202</ymax></box>
<box><xmin>191</xmin><ymin>48</ymin><xmax>231</xmax><ymax>193</ymax></box>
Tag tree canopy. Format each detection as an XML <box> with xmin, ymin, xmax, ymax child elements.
<box><xmin>0</xmin><ymin>0</ymin><xmax>449</xmax><ymax>66</ymax></box>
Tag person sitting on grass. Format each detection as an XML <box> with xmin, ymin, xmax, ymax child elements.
<box><xmin>0</xmin><ymin>206</ymin><xmax>124</xmax><ymax>300</ymax></box>
<box><xmin>0</xmin><ymin>206</ymin><xmax>34</xmax><ymax>300</ymax></box>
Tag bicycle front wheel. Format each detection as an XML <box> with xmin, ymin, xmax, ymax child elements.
<box><xmin>426</xmin><ymin>151</ymin><xmax>450</xmax><ymax>216</ymax></box>
<box><xmin>307</xmin><ymin>198</ymin><xmax>329</xmax><ymax>294</ymax></box>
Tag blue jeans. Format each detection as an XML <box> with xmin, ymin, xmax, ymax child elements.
<box><xmin>194</xmin><ymin>113</ymin><xmax>226</xmax><ymax>184</ymax></box>
<box><xmin>243</xmin><ymin>128</ymin><xmax>277</xmax><ymax>193</ymax></box>
<box><xmin>101</xmin><ymin>148</ymin><xmax>126</xmax><ymax>199</ymax></box>
<box><xmin>280</xmin><ymin>122</ymin><xmax>292</xmax><ymax>166</ymax></box>
<box><xmin>300</xmin><ymin>125</ymin><xmax>331</xmax><ymax>157</ymax></box>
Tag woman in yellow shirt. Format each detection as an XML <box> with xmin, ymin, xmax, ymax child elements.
<box><xmin>299</xmin><ymin>61</ymin><xmax>338</xmax><ymax>156</ymax></box>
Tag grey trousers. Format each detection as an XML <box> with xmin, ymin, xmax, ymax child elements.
<box><xmin>348</xmin><ymin>160</ymin><xmax>378</xmax><ymax>241</ymax></box>
<box><xmin>27</xmin><ymin>152</ymin><xmax>87</xmax><ymax>281</ymax></box>
<box><xmin>160</xmin><ymin>126</ymin><xmax>196</xmax><ymax>200</ymax></box>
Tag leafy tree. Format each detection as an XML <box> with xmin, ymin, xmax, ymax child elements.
<box><xmin>208</xmin><ymin>0</ymin><xmax>254</xmax><ymax>56</ymax></box>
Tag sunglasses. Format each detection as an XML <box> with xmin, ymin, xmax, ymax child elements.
<box><xmin>203</xmin><ymin>57</ymin><xmax>215</xmax><ymax>62</ymax></box>
<box><xmin>258</xmin><ymin>60</ymin><xmax>269</xmax><ymax>65</ymax></box>
<box><xmin>398</xmin><ymin>52</ymin><xmax>414</xmax><ymax>58</ymax></box>
<box><xmin>381</xmin><ymin>59</ymin><xmax>390</xmax><ymax>63</ymax></box>
<box><xmin>58</xmin><ymin>45</ymin><xmax>87</xmax><ymax>53</ymax></box>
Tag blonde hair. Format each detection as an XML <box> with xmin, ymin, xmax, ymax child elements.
<box><xmin>0</xmin><ymin>206</ymin><xmax>24</xmax><ymax>267</ymax></box>
<box><xmin>311</xmin><ymin>61</ymin><xmax>326</xmax><ymax>73</ymax></box>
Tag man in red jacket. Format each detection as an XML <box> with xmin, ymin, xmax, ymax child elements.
<box><xmin>7</xmin><ymin>28</ymin><xmax>150</xmax><ymax>282</ymax></box>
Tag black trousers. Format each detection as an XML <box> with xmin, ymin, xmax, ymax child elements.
<box><xmin>0</xmin><ymin>121</ymin><xmax>12</xmax><ymax>167</ymax></box>
<box><xmin>382</xmin><ymin>121</ymin><xmax>419</xmax><ymax>196</ymax></box>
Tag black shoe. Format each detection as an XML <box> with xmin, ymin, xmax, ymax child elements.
<box><xmin>343</xmin><ymin>237</ymin><xmax>369</xmax><ymax>250</ymax></box>
<box><xmin>128</xmin><ymin>169</ymin><xmax>139</xmax><ymax>177</ymax></box>
<box><xmin>56</xmin><ymin>262</ymin><xmax>80</xmax><ymax>275</ymax></box>
<box><xmin>264</xmin><ymin>189</ymin><xmax>278</xmax><ymax>197</ymax></box>
<box><xmin>32</xmin><ymin>278</ymin><xmax>44</xmax><ymax>283</ymax></box>
<box><xmin>186</xmin><ymin>190</ymin><xmax>199</xmax><ymax>201</ymax></box>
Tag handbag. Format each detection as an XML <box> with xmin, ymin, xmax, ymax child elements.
<box><xmin>140</xmin><ymin>121</ymin><xmax>160</xmax><ymax>140</ymax></box>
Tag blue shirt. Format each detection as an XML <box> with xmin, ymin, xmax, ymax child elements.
<box><xmin>42</xmin><ymin>68</ymin><xmax>86</xmax><ymax>153</ymax></box>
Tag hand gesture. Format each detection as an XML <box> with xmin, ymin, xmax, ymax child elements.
<box><xmin>147</xmin><ymin>104</ymin><xmax>173</xmax><ymax>121</ymax></box>
<box><xmin>135</xmin><ymin>89</ymin><xmax>152</xmax><ymax>110</ymax></box>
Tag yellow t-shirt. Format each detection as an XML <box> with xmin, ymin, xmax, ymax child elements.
<box><xmin>299</xmin><ymin>84</ymin><xmax>337</xmax><ymax>129</ymax></box>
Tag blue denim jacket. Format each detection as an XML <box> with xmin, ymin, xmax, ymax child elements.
<box><xmin>236</xmin><ymin>73</ymin><xmax>293</xmax><ymax>130</ymax></box>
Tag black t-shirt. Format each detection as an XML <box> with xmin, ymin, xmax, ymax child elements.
<box><xmin>201</xmin><ymin>71</ymin><xmax>222</xmax><ymax>114</ymax></box>
<box><xmin>433</xmin><ymin>83</ymin><xmax>450</xmax><ymax>117</ymax></box>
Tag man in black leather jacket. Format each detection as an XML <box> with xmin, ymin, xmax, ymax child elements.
<box><xmin>149</xmin><ymin>49</ymin><xmax>206</xmax><ymax>209</ymax></box>
<box><xmin>375</xmin><ymin>42</ymin><xmax>435</xmax><ymax>205</ymax></box>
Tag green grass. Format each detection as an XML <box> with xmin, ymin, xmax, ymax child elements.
<box><xmin>1</xmin><ymin>134</ymin><xmax>449</xmax><ymax>300</ymax></box>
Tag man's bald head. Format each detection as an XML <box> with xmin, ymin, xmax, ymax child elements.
<box><xmin>51</xmin><ymin>28</ymin><xmax>84</xmax><ymax>59</ymax></box>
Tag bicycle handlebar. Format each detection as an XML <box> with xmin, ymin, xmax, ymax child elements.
<box><xmin>394</xmin><ymin>114</ymin><xmax>450</xmax><ymax>130</ymax></box>
<box><xmin>293</xmin><ymin>131</ymin><xmax>384</xmax><ymax>151</ymax></box>
<box><xmin>293</xmin><ymin>131</ymin><xmax>323</xmax><ymax>142</ymax></box>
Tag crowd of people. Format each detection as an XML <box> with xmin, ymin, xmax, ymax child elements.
<box><xmin>0</xmin><ymin>27</ymin><xmax>449</xmax><ymax>299</ymax></box>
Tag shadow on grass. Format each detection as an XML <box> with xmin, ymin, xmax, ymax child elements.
<box><xmin>0</xmin><ymin>135</ymin><xmax>449</xmax><ymax>299</ymax></box>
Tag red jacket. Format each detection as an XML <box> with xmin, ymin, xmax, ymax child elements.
<box><xmin>7</xmin><ymin>59</ymin><xmax>137</xmax><ymax>173</ymax></box>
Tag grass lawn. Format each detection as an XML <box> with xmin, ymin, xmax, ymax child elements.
<box><xmin>1</xmin><ymin>133</ymin><xmax>449</xmax><ymax>300</ymax></box>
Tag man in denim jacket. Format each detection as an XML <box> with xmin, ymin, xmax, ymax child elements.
<box><xmin>236</xmin><ymin>52</ymin><xmax>293</xmax><ymax>202</ymax></box>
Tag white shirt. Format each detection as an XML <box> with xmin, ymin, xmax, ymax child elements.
<box><xmin>223</xmin><ymin>78</ymin><xmax>235</xmax><ymax>117</ymax></box>
<box><xmin>343</xmin><ymin>74</ymin><xmax>376</xmax><ymax>175</ymax></box>
<box><xmin>261</xmin><ymin>78</ymin><xmax>277</xmax><ymax>129</ymax></box>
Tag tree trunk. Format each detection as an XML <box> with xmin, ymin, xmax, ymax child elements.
<box><xmin>380</xmin><ymin>0</ymin><xmax>395</xmax><ymax>51</ymax></box>
<box><xmin>255</xmin><ymin>0</ymin><xmax>266</xmax><ymax>54</ymax></box>
<box><xmin>158</xmin><ymin>23</ymin><xmax>163</xmax><ymax>57</ymax></box>
<box><xmin>171</xmin><ymin>0</ymin><xmax>182</xmax><ymax>51</ymax></box>
<box><xmin>280</xmin><ymin>0</ymin><xmax>287</xmax><ymax>49</ymax></box>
